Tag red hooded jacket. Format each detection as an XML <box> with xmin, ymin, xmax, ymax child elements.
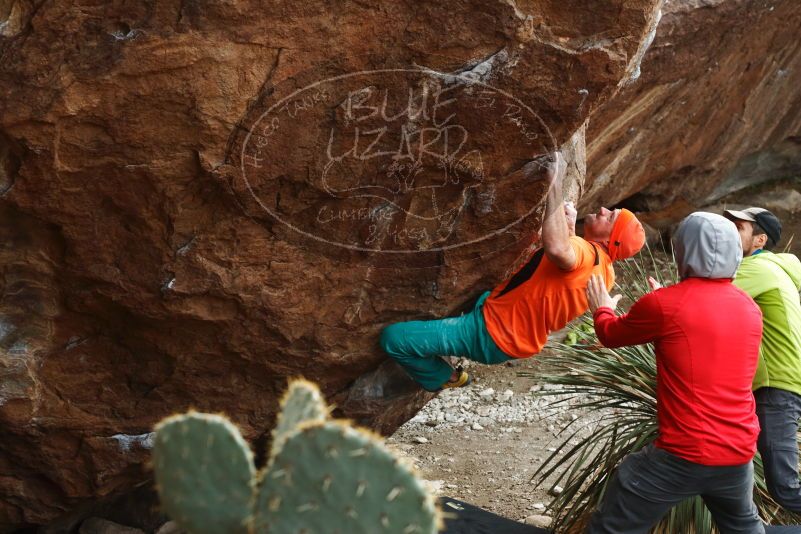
<box><xmin>594</xmin><ymin>212</ymin><xmax>763</xmax><ymax>466</ymax></box>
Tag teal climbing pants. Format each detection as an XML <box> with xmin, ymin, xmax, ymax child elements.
<box><xmin>379</xmin><ymin>292</ymin><xmax>511</xmax><ymax>391</ymax></box>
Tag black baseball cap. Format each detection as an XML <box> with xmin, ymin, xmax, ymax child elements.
<box><xmin>724</xmin><ymin>207</ymin><xmax>782</xmax><ymax>247</ymax></box>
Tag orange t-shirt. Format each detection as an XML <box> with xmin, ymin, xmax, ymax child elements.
<box><xmin>482</xmin><ymin>237</ymin><xmax>615</xmax><ymax>358</ymax></box>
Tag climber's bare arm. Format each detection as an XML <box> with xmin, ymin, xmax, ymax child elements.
<box><xmin>540</xmin><ymin>152</ymin><xmax>576</xmax><ymax>270</ymax></box>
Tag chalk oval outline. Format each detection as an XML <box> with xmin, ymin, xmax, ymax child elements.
<box><xmin>240</xmin><ymin>68</ymin><xmax>556</xmax><ymax>254</ymax></box>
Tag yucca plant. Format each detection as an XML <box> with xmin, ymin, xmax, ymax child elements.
<box><xmin>522</xmin><ymin>244</ymin><xmax>801</xmax><ymax>532</ymax></box>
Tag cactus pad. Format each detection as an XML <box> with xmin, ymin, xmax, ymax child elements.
<box><xmin>152</xmin><ymin>412</ymin><xmax>254</xmax><ymax>534</ymax></box>
<box><xmin>254</xmin><ymin>421</ymin><xmax>440</xmax><ymax>534</ymax></box>
<box><xmin>270</xmin><ymin>379</ymin><xmax>328</xmax><ymax>457</ymax></box>
<box><xmin>152</xmin><ymin>380</ymin><xmax>441</xmax><ymax>533</ymax></box>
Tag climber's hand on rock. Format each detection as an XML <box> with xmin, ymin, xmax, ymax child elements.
<box><xmin>521</xmin><ymin>151</ymin><xmax>563</xmax><ymax>183</ymax></box>
<box><xmin>545</xmin><ymin>151</ymin><xmax>564</xmax><ymax>185</ymax></box>
<box><xmin>564</xmin><ymin>201</ymin><xmax>577</xmax><ymax>236</ymax></box>
<box><xmin>564</xmin><ymin>201</ymin><xmax>577</xmax><ymax>226</ymax></box>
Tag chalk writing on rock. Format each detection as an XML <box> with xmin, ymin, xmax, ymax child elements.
<box><xmin>239</xmin><ymin>68</ymin><xmax>554</xmax><ymax>254</ymax></box>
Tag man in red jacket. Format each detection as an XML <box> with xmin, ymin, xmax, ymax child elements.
<box><xmin>585</xmin><ymin>212</ymin><xmax>765</xmax><ymax>533</ymax></box>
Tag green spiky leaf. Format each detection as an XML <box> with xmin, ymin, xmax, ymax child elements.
<box><xmin>153</xmin><ymin>412</ymin><xmax>254</xmax><ymax>534</ymax></box>
<box><xmin>253</xmin><ymin>421</ymin><xmax>440</xmax><ymax>534</ymax></box>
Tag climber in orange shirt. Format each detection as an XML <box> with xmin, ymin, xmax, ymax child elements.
<box><xmin>380</xmin><ymin>151</ymin><xmax>646</xmax><ymax>391</ymax></box>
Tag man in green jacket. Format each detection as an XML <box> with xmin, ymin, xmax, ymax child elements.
<box><xmin>726</xmin><ymin>207</ymin><xmax>801</xmax><ymax>511</ymax></box>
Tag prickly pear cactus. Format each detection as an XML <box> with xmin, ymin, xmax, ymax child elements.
<box><xmin>152</xmin><ymin>379</ymin><xmax>441</xmax><ymax>534</ymax></box>
<box><xmin>254</xmin><ymin>422</ymin><xmax>439</xmax><ymax>534</ymax></box>
<box><xmin>270</xmin><ymin>378</ymin><xmax>328</xmax><ymax>457</ymax></box>
<box><xmin>152</xmin><ymin>413</ymin><xmax>254</xmax><ymax>534</ymax></box>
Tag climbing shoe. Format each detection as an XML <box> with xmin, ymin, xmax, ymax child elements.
<box><xmin>441</xmin><ymin>367</ymin><xmax>471</xmax><ymax>390</ymax></box>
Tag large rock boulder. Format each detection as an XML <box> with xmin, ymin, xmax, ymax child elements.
<box><xmin>0</xmin><ymin>0</ymin><xmax>660</xmax><ymax>528</ymax></box>
<box><xmin>582</xmin><ymin>0</ymin><xmax>801</xmax><ymax>226</ymax></box>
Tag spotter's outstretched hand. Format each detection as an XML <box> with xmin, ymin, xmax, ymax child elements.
<box><xmin>586</xmin><ymin>274</ymin><xmax>622</xmax><ymax>314</ymax></box>
<box><xmin>648</xmin><ymin>276</ymin><xmax>663</xmax><ymax>292</ymax></box>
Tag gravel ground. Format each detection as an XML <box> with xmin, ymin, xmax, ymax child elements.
<box><xmin>387</xmin><ymin>350</ymin><xmax>591</xmax><ymax>528</ymax></box>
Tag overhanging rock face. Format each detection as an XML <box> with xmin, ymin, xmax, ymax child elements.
<box><xmin>582</xmin><ymin>0</ymin><xmax>801</xmax><ymax>225</ymax></box>
<box><xmin>0</xmin><ymin>0</ymin><xmax>660</xmax><ymax>527</ymax></box>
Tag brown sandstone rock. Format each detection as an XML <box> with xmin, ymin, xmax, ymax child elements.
<box><xmin>582</xmin><ymin>0</ymin><xmax>801</xmax><ymax>225</ymax></box>
<box><xmin>0</xmin><ymin>0</ymin><xmax>659</xmax><ymax>528</ymax></box>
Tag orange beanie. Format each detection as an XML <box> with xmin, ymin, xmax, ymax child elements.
<box><xmin>607</xmin><ymin>209</ymin><xmax>646</xmax><ymax>261</ymax></box>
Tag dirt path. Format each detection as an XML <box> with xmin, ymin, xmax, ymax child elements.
<box><xmin>387</xmin><ymin>354</ymin><xmax>573</xmax><ymax>527</ymax></box>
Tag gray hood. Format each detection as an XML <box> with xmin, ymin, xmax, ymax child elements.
<box><xmin>673</xmin><ymin>212</ymin><xmax>743</xmax><ymax>279</ymax></box>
